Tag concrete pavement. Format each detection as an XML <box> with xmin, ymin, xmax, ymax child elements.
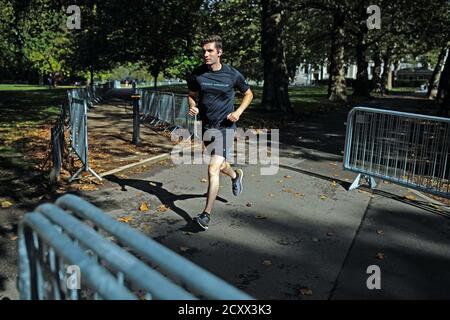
<box><xmin>77</xmin><ymin>138</ymin><xmax>450</xmax><ymax>299</ymax></box>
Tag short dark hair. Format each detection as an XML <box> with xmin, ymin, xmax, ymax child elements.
<box><xmin>200</xmin><ymin>35</ymin><xmax>223</xmax><ymax>51</ymax></box>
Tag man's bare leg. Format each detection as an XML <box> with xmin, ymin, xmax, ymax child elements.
<box><xmin>220</xmin><ymin>160</ymin><xmax>237</xmax><ymax>179</ymax></box>
<box><xmin>203</xmin><ymin>155</ymin><xmax>225</xmax><ymax>214</ymax></box>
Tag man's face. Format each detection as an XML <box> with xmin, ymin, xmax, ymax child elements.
<box><xmin>202</xmin><ymin>42</ymin><xmax>222</xmax><ymax>65</ymax></box>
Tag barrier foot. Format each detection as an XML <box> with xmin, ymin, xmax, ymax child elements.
<box><xmin>69</xmin><ymin>167</ymin><xmax>84</xmax><ymax>183</ymax></box>
<box><xmin>69</xmin><ymin>166</ymin><xmax>103</xmax><ymax>182</ymax></box>
<box><xmin>348</xmin><ymin>174</ymin><xmax>377</xmax><ymax>191</ymax></box>
<box><xmin>88</xmin><ymin>168</ymin><xmax>103</xmax><ymax>181</ymax></box>
<box><xmin>368</xmin><ymin>176</ymin><xmax>377</xmax><ymax>189</ymax></box>
<box><xmin>349</xmin><ymin>174</ymin><xmax>361</xmax><ymax>191</ymax></box>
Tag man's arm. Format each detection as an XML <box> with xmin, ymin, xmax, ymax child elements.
<box><xmin>227</xmin><ymin>88</ymin><xmax>253</xmax><ymax>122</ymax></box>
<box><xmin>188</xmin><ymin>91</ymin><xmax>199</xmax><ymax>116</ymax></box>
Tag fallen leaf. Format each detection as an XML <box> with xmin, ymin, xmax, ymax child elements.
<box><xmin>327</xmin><ymin>231</ymin><xmax>335</xmax><ymax>237</ymax></box>
<box><xmin>78</xmin><ymin>184</ymin><xmax>98</xmax><ymax>191</ymax></box>
<box><xmin>427</xmin><ymin>203</ymin><xmax>441</xmax><ymax>209</ymax></box>
<box><xmin>283</xmin><ymin>175</ymin><xmax>292</xmax><ymax>179</ymax></box>
<box><xmin>149</xmin><ymin>182</ymin><xmax>157</xmax><ymax>187</ymax></box>
<box><xmin>268</xmin><ymin>193</ymin><xmax>275</xmax><ymax>197</ymax></box>
<box><xmin>255</xmin><ymin>215</ymin><xmax>267</xmax><ymax>219</ymax></box>
<box><xmin>320</xmin><ymin>195</ymin><xmax>327</xmax><ymax>200</ymax></box>
<box><xmin>139</xmin><ymin>202</ymin><xmax>149</xmax><ymax>212</ymax></box>
<box><xmin>184</xmin><ymin>232</ymin><xmax>194</xmax><ymax>236</ymax></box>
<box><xmin>277</xmin><ymin>179</ymin><xmax>284</xmax><ymax>183</ymax></box>
<box><xmin>282</xmin><ymin>188</ymin><xmax>294</xmax><ymax>193</ymax></box>
<box><xmin>262</xmin><ymin>260</ymin><xmax>272</xmax><ymax>266</ymax></box>
<box><xmin>200</xmin><ymin>178</ymin><xmax>208</xmax><ymax>183</ymax></box>
<box><xmin>117</xmin><ymin>216</ymin><xmax>133</xmax><ymax>223</ymax></box>
<box><xmin>157</xmin><ymin>204</ymin><xmax>169</xmax><ymax>212</ymax></box>
<box><xmin>375</xmin><ymin>252</ymin><xmax>385</xmax><ymax>260</ymax></box>
<box><xmin>294</xmin><ymin>192</ymin><xmax>304</xmax><ymax>197</ymax></box>
<box><xmin>9</xmin><ymin>235</ymin><xmax>18</xmax><ymax>241</ymax></box>
<box><xmin>404</xmin><ymin>194</ymin><xmax>416</xmax><ymax>201</ymax></box>
<box><xmin>1</xmin><ymin>201</ymin><xmax>13</xmax><ymax>208</ymax></box>
<box><xmin>299</xmin><ymin>287</ymin><xmax>313</xmax><ymax>296</ymax></box>
<box><xmin>246</xmin><ymin>202</ymin><xmax>252</xmax><ymax>207</ymax></box>
<box><xmin>376</xmin><ymin>230</ymin><xmax>384</xmax><ymax>235</ymax></box>
<box><xmin>331</xmin><ymin>181</ymin><xmax>337</xmax><ymax>187</ymax></box>
<box><xmin>179</xmin><ymin>246</ymin><xmax>190</xmax><ymax>252</ymax></box>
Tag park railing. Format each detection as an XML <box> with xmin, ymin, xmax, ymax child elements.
<box><xmin>344</xmin><ymin>107</ymin><xmax>450</xmax><ymax>199</ymax></box>
<box><xmin>65</xmin><ymin>85</ymin><xmax>111</xmax><ymax>182</ymax></box>
<box><xmin>66</xmin><ymin>95</ymin><xmax>101</xmax><ymax>182</ymax></box>
<box><xmin>49</xmin><ymin>104</ymin><xmax>66</xmax><ymax>183</ymax></box>
<box><xmin>18</xmin><ymin>194</ymin><xmax>254</xmax><ymax>300</ymax></box>
<box><xmin>138</xmin><ymin>89</ymin><xmax>198</xmax><ymax>137</ymax></box>
<box><xmin>68</xmin><ymin>85</ymin><xmax>109</xmax><ymax>108</ymax></box>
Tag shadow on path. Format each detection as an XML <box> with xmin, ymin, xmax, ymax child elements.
<box><xmin>105</xmin><ymin>174</ymin><xmax>229</xmax><ymax>233</ymax></box>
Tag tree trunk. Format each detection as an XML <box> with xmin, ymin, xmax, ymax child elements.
<box><xmin>439</xmin><ymin>51</ymin><xmax>450</xmax><ymax>114</ymax></box>
<box><xmin>261</xmin><ymin>0</ymin><xmax>292</xmax><ymax>112</ymax></box>
<box><xmin>151</xmin><ymin>66</ymin><xmax>159</xmax><ymax>90</ymax></box>
<box><xmin>371</xmin><ymin>45</ymin><xmax>382</xmax><ymax>92</ymax></box>
<box><xmin>392</xmin><ymin>60</ymin><xmax>401</xmax><ymax>87</ymax></box>
<box><xmin>328</xmin><ymin>13</ymin><xmax>346</xmax><ymax>102</ymax></box>
<box><xmin>90</xmin><ymin>68</ymin><xmax>94</xmax><ymax>87</ymax></box>
<box><xmin>380</xmin><ymin>53</ymin><xmax>392</xmax><ymax>95</ymax></box>
<box><xmin>428</xmin><ymin>47</ymin><xmax>447</xmax><ymax>99</ymax></box>
<box><xmin>353</xmin><ymin>32</ymin><xmax>370</xmax><ymax>97</ymax></box>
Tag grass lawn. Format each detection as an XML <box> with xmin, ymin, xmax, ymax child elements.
<box><xmin>153</xmin><ymin>84</ymin><xmax>348</xmax><ymax>114</ymax></box>
<box><xmin>0</xmin><ymin>84</ymin><xmax>77</xmax><ymax>91</ymax></box>
<box><xmin>0</xmin><ymin>87</ymin><xmax>70</xmax><ymax>201</ymax></box>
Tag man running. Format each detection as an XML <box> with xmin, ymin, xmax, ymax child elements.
<box><xmin>187</xmin><ymin>35</ymin><xmax>254</xmax><ymax>230</ymax></box>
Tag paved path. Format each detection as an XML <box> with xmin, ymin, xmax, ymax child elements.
<box><xmin>2</xmin><ymin>91</ymin><xmax>450</xmax><ymax>299</ymax></box>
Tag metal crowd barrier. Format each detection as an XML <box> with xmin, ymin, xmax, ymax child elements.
<box><xmin>64</xmin><ymin>85</ymin><xmax>111</xmax><ymax>182</ymax></box>
<box><xmin>67</xmin><ymin>85</ymin><xmax>107</xmax><ymax>109</ymax></box>
<box><xmin>49</xmin><ymin>105</ymin><xmax>66</xmax><ymax>183</ymax></box>
<box><xmin>18</xmin><ymin>194</ymin><xmax>253</xmax><ymax>300</ymax></box>
<box><xmin>344</xmin><ymin>107</ymin><xmax>450</xmax><ymax>198</ymax></box>
<box><xmin>67</xmin><ymin>97</ymin><xmax>101</xmax><ymax>182</ymax></box>
<box><xmin>138</xmin><ymin>89</ymin><xmax>198</xmax><ymax>137</ymax></box>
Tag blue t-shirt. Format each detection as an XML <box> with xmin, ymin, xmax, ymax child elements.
<box><xmin>187</xmin><ymin>64</ymin><xmax>250</xmax><ymax>128</ymax></box>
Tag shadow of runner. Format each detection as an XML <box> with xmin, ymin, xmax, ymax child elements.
<box><xmin>104</xmin><ymin>175</ymin><xmax>229</xmax><ymax>232</ymax></box>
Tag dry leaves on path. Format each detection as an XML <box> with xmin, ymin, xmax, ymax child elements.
<box><xmin>139</xmin><ymin>202</ymin><xmax>149</xmax><ymax>212</ymax></box>
<box><xmin>78</xmin><ymin>184</ymin><xmax>99</xmax><ymax>191</ymax></box>
<box><xmin>404</xmin><ymin>194</ymin><xmax>416</xmax><ymax>201</ymax></box>
<box><xmin>262</xmin><ymin>260</ymin><xmax>272</xmax><ymax>266</ymax></box>
<box><xmin>157</xmin><ymin>204</ymin><xmax>169</xmax><ymax>212</ymax></box>
<box><xmin>117</xmin><ymin>215</ymin><xmax>133</xmax><ymax>223</ymax></box>
<box><xmin>1</xmin><ymin>200</ymin><xmax>13</xmax><ymax>208</ymax></box>
<box><xmin>299</xmin><ymin>287</ymin><xmax>313</xmax><ymax>296</ymax></box>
